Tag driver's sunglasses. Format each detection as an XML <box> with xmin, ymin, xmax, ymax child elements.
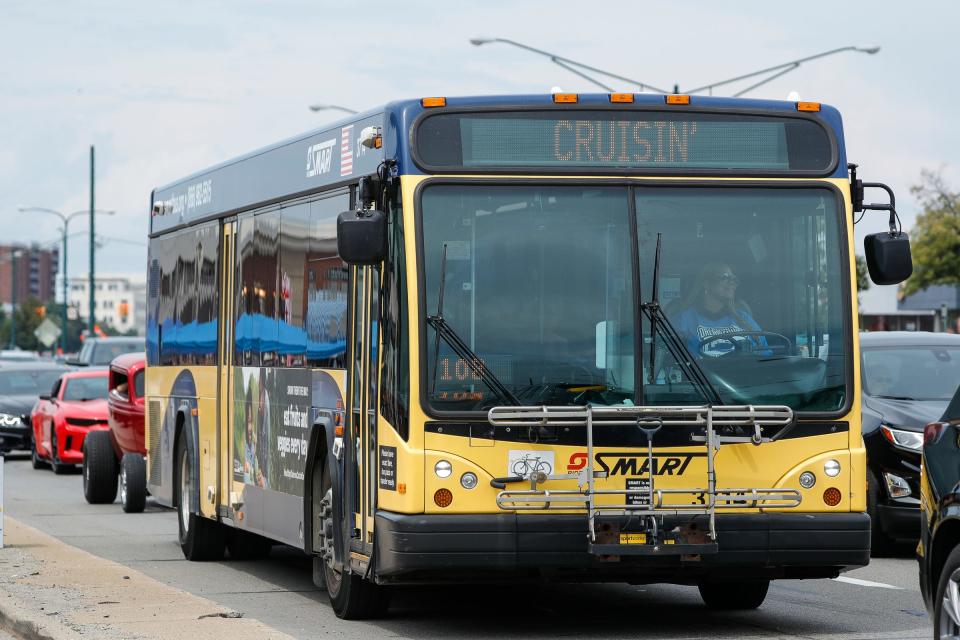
<box><xmin>715</xmin><ymin>272</ymin><xmax>739</xmax><ymax>285</ymax></box>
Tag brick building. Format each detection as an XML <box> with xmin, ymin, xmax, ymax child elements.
<box><xmin>0</xmin><ymin>244</ymin><xmax>59</xmax><ymax>306</ymax></box>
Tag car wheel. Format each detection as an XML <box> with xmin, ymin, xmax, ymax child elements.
<box><xmin>119</xmin><ymin>453</ymin><xmax>147</xmax><ymax>513</ymax></box>
<box><xmin>698</xmin><ymin>579</ymin><xmax>770</xmax><ymax>610</ymax></box>
<box><xmin>935</xmin><ymin>546</ymin><xmax>960</xmax><ymax>637</ymax></box>
<box><xmin>868</xmin><ymin>470</ymin><xmax>898</xmax><ymax>556</ymax></box>
<box><xmin>176</xmin><ymin>437</ymin><xmax>224</xmax><ymax>561</ymax></box>
<box><xmin>50</xmin><ymin>430</ymin><xmax>70</xmax><ymax>475</ymax></box>
<box><xmin>317</xmin><ymin>462</ymin><xmax>390</xmax><ymax>619</ymax></box>
<box><xmin>31</xmin><ymin>442</ymin><xmax>47</xmax><ymax>470</ymax></box>
<box><xmin>82</xmin><ymin>430</ymin><xmax>118</xmax><ymax>504</ymax></box>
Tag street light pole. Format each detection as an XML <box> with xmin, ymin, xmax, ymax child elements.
<box><xmin>18</xmin><ymin>206</ymin><xmax>115</xmax><ymax>352</ymax></box>
<box><xmin>470</xmin><ymin>38</ymin><xmax>880</xmax><ymax>96</ymax></box>
<box><xmin>89</xmin><ymin>145</ymin><xmax>95</xmax><ymax>337</ymax></box>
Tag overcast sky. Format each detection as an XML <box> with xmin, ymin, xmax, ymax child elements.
<box><xmin>2</xmin><ymin>0</ymin><xmax>958</xmax><ymax>311</ymax></box>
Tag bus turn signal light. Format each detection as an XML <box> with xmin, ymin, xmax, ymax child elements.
<box><xmin>553</xmin><ymin>93</ymin><xmax>578</xmax><ymax>104</ymax></box>
<box><xmin>797</xmin><ymin>101</ymin><xmax>821</xmax><ymax>112</ymax></box>
<box><xmin>823</xmin><ymin>487</ymin><xmax>842</xmax><ymax>506</ymax></box>
<box><xmin>434</xmin><ymin>488</ymin><xmax>453</xmax><ymax>508</ymax></box>
<box><xmin>609</xmin><ymin>93</ymin><xmax>634</xmax><ymax>103</ymax></box>
<box><xmin>666</xmin><ymin>95</ymin><xmax>690</xmax><ymax>105</ymax></box>
<box><xmin>421</xmin><ymin>97</ymin><xmax>447</xmax><ymax>108</ymax></box>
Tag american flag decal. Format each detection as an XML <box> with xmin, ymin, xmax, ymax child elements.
<box><xmin>340</xmin><ymin>125</ymin><xmax>353</xmax><ymax>176</ymax></box>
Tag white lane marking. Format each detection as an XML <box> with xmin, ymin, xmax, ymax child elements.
<box><xmin>832</xmin><ymin>575</ymin><xmax>902</xmax><ymax>590</ymax></box>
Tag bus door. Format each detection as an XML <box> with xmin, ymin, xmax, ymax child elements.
<box><xmin>218</xmin><ymin>218</ymin><xmax>237</xmax><ymax>517</ymax></box>
<box><xmin>345</xmin><ymin>265</ymin><xmax>379</xmax><ymax>557</ymax></box>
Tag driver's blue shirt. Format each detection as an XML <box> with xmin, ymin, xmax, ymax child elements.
<box><xmin>673</xmin><ymin>303</ymin><xmax>762</xmax><ymax>357</ymax></box>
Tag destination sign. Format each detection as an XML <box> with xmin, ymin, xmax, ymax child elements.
<box><xmin>415</xmin><ymin>110</ymin><xmax>833</xmax><ymax>173</ymax></box>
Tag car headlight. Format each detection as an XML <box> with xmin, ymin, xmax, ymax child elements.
<box><xmin>880</xmin><ymin>424</ymin><xmax>923</xmax><ymax>451</ymax></box>
<box><xmin>0</xmin><ymin>413</ymin><xmax>23</xmax><ymax>427</ymax></box>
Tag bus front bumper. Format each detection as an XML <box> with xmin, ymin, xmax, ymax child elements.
<box><xmin>374</xmin><ymin>511</ymin><xmax>870</xmax><ymax>583</ymax></box>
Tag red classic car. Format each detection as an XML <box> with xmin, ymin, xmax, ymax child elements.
<box><xmin>83</xmin><ymin>353</ymin><xmax>147</xmax><ymax>512</ymax></box>
<box><xmin>31</xmin><ymin>369</ymin><xmax>109</xmax><ymax>474</ymax></box>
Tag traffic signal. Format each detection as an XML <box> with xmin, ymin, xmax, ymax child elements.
<box><xmin>36</xmin><ymin>305</ymin><xmax>45</xmax><ymax>318</ymax></box>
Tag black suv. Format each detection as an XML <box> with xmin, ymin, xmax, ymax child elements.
<box><xmin>70</xmin><ymin>337</ymin><xmax>145</xmax><ymax>367</ymax></box>
<box><xmin>919</xmin><ymin>382</ymin><xmax>960</xmax><ymax>635</ymax></box>
<box><xmin>861</xmin><ymin>331</ymin><xmax>960</xmax><ymax>553</ymax></box>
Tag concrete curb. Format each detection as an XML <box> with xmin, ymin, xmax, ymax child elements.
<box><xmin>0</xmin><ymin>592</ymin><xmax>80</xmax><ymax>640</ymax></box>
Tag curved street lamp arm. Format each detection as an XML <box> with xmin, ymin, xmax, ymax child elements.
<box><xmin>684</xmin><ymin>46</ymin><xmax>874</xmax><ymax>95</ymax></box>
<box><xmin>472</xmin><ymin>37</ymin><xmax>670</xmax><ymax>94</ymax></box>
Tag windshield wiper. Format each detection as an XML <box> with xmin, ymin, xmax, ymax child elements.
<box><xmin>874</xmin><ymin>394</ymin><xmax>917</xmax><ymax>401</ymax></box>
<box><xmin>428</xmin><ymin>244</ymin><xmax>519</xmax><ymax>406</ymax></box>
<box><xmin>640</xmin><ymin>234</ymin><xmax>723</xmax><ymax>406</ymax></box>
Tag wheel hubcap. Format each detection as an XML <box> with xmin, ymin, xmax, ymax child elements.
<box><xmin>940</xmin><ymin>568</ymin><xmax>960</xmax><ymax>639</ymax></box>
<box><xmin>180</xmin><ymin>451</ymin><xmax>190</xmax><ymax>535</ymax></box>
<box><xmin>120</xmin><ymin>467</ymin><xmax>128</xmax><ymax>504</ymax></box>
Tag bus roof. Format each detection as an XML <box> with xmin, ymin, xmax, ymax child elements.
<box><xmin>150</xmin><ymin>93</ymin><xmax>846</xmax><ymax>235</ymax></box>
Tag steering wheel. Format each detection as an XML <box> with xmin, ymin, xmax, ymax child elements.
<box><xmin>699</xmin><ymin>331</ymin><xmax>792</xmax><ymax>357</ymax></box>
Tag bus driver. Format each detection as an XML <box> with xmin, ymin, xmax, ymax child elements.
<box><xmin>672</xmin><ymin>262</ymin><xmax>764</xmax><ymax>358</ymax></box>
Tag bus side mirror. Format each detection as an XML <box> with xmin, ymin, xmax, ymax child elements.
<box><xmin>337</xmin><ymin>209</ymin><xmax>387</xmax><ymax>265</ymax></box>
<box><xmin>864</xmin><ymin>231</ymin><xmax>912</xmax><ymax>285</ymax></box>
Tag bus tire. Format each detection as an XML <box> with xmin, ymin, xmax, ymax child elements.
<box><xmin>698</xmin><ymin>579</ymin><xmax>769</xmax><ymax>610</ymax></box>
<box><xmin>317</xmin><ymin>463</ymin><xmax>389</xmax><ymax>619</ymax></box>
<box><xmin>176</xmin><ymin>436</ymin><xmax>224</xmax><ymax>561</ymax></box>
<box><xmin>83</xmin><ymin>430</ymin><xmax>118</xmax><ymax>504</ymax></box>
<box><xmin>120</xmin><ymin>453</ymin><xmax>147</xmax><ymax>513</ymax></box>
<box><xmin>227</xmin><ymin>530</ymin><xmax>273</xmax><ymax>560</ymax></box>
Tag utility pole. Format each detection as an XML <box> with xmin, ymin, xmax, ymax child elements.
<box><xmin>88</xmin><ymin>145</ymin><xmax>95</xmax><ymax>336</ymax></box>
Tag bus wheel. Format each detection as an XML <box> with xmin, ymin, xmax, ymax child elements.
<box><xmin>176</xmin><ymin>437</ymin><xmax>224</xmax><ymax>561</ymax></box>
<box><xmin>120</xmin><ymin>453</ymin><xmax>147</xmax><ymax>513</ymax></box>
<box><xmin>698</xmin><ymin>579</ymin><xmax>769</xmax><ymax>609</ymax></box>
<box><xmin>82</xmin><ymin>430</ymin><xmax>117</xmax><ymax>504</ymax></box>
<box><xmin>317</xmin><ymin>463</ymin><xmax>389</xmax><ymax>619</ymax></box>
<box><xmin>227</xmin><ymin>530</ymin><xmax>273</xmax><ymax>560</ymax></box>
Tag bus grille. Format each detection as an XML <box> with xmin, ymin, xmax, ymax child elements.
<box><xmin>148</xmin><ymin>400</ymin><xmax>162</xmax><ymax>486</ymax></box>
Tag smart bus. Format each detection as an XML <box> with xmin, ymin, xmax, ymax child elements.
<box><xmin>146</xmin><ymin>93</ymin><xmax>911</xmax><ymax>619</ymax></box>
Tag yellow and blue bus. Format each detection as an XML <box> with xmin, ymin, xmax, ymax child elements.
<box><xmin>146</xmin><ymin>93</ymin><xmax>910</xmax><ymax>619</ymax></box>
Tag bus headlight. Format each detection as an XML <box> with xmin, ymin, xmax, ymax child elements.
<box><xmin>824</xmin><ymin>459</ymin><xmax>841</xmax><ymax>477</ymax></box>
<box><xmin>460</xmin><ymin>472</ymin><xmax>478</xmax><ymax>490</ymax></box>
<box><xmin>799</xmin><ymin>472</ymin><xmax>817</xmax><ymax>489</ymax></box>
<box><xmin>434</xmin><ymin>460</ymin><xmax>453</xmax><ymax>478</ymax></box>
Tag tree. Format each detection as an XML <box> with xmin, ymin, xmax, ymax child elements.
<box><xmin>901</xmin><ymin>170</ymin><xmax>960</xmax><ymax>296</ymax></box>
<box><xmin>856</xmin><ymin>255</ymin><xmax>870</xmax><ymax>293</ymax></box>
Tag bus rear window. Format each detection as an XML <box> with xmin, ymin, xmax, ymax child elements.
<box><xmin>415</xmin><ymin>110</ymin><xmax>834</xmax><ymax>174</ymax></box>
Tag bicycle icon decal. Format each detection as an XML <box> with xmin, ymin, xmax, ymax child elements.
<box><xmin>507</xmin><ymin>450</ymin><xmax>555</xmax><ymax>477</ymax></box>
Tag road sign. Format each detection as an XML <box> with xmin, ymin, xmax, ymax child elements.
<box><xmin>34</xmin><ymin>318</ymin><xmax>61</xmax><ymax>348</ymax></box>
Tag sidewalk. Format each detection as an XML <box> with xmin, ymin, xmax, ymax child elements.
<box><xmin>0</xmin><ymin>516</ymin><xmax>294</xmax><ymax>640</ymax></box>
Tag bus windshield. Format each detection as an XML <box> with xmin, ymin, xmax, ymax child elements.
<box><xmin>421</xmin><ymin>184</ymin><xmax>847</xmax><ymax>413</ymax></box>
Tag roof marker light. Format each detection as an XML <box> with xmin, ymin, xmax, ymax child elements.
<box><xmin>553</xmin><ymin>93</ymin><xmax>578</xmax><ymax>104</ymax></box>
<box><xmin>421</xmin><ymin>97</ymin><xmax>447</xmax><ymax>108</ymax></box>
<box><xmin>797</xmin><ymin>101</ymin><xmax>821</xmax><ymax>112</ymax></box>
<box><xmin>610</xmin><ymin>93</ymin><xmax>634</xmax><ymax>103</ymax></box>
<box><xmin>665</xmin><ymin>95</ymin><xmax>690</xmax><ymax>105</ymax></box>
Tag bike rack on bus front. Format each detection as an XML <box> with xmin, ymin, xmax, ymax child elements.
<box><xmin>487</xmin><ymin>404</ymin><xmax>802</xmax><ymax>557</ymax></box>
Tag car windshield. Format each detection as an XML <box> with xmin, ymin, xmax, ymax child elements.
<box><xmin>421</xmin><ymin>184</ymin><xmax>847</xmax><ymax>413</ymax></box>
<box><xmin>862</xmin><ymin>346</ymin><xmax>960</xmax><ymax>401</ymax></box>
<box><xmin>91</xmin><ymin>340</ymin><xmax>145</xmax><ymax>365</ymax></box>
<box><xmin>0</xmin><ymin>369</ymin><xmax>66</xmax><ymax>396</ymax></box>
<box><xmin>133</xmin><ymin>370</ymin><xmax>144</xmax><ymax>398</ymax></box>
<box><xmin>62</xmin><ymin>376</ymin><xmax>109</xmax><ymax>401</ymax></box>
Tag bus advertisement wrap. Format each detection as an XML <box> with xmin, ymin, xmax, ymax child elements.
<box><xmin>233</xmin><ymin>367</ymin><xmax>312</xmax><ymax>496</ymax></box>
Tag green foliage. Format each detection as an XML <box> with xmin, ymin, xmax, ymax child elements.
<box><xmin>856</xmin><ymin>255</ymin><xmax>870</xmax><ymax>292</ymax></box>
<box><xmin>902</xmin><ymin>170</ymin><xmax>960</xmax><ymax>296</ymax></box>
